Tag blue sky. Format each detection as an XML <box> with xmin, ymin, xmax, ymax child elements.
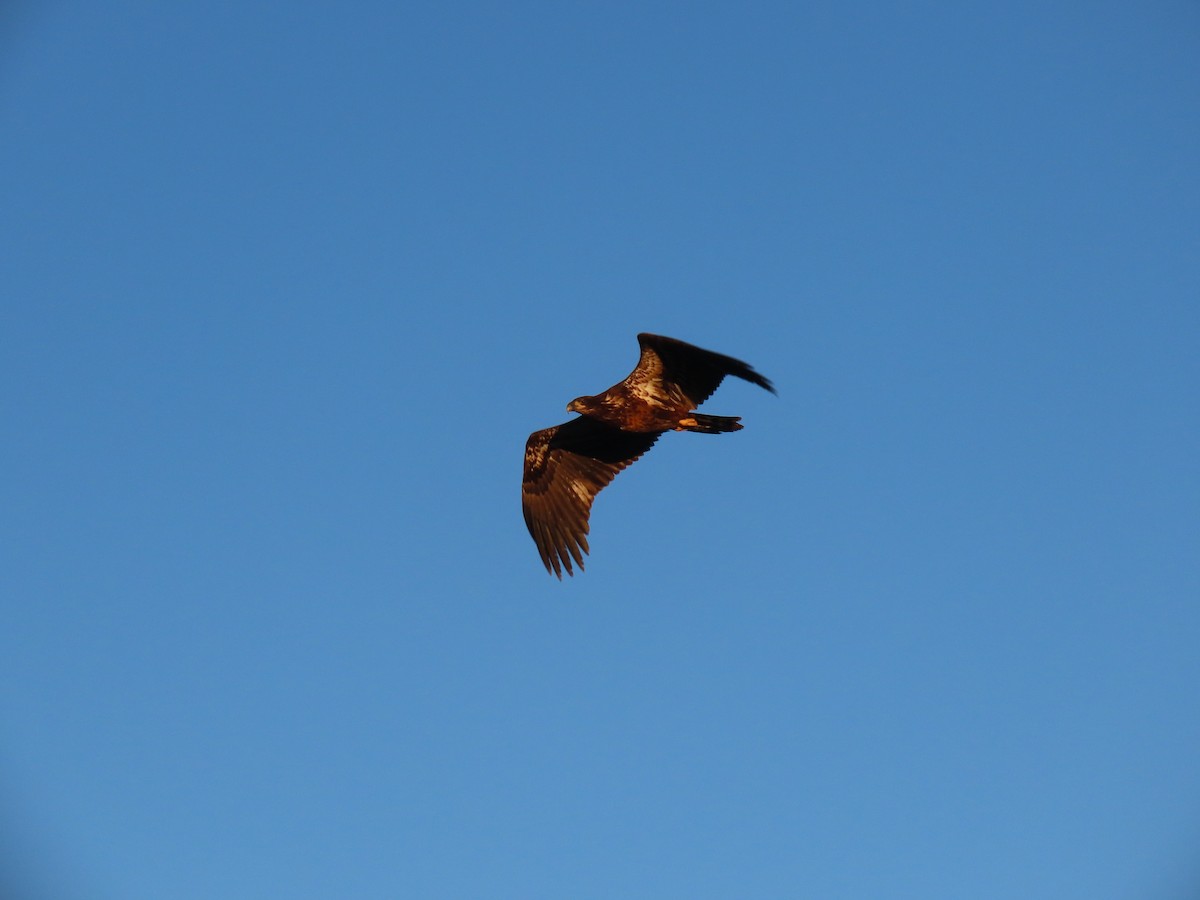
<box><xmin>2</xmin><ymin>2</ymin><xmax>1198</xmax><ymax>897</ymax></box>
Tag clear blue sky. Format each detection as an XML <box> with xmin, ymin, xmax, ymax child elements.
<box><xmin>2</xmin><ymin>2</ymin><xmax>1198</xmax><ymax>898</ymax></box>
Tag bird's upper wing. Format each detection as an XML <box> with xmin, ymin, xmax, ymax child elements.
<box><xmin>522</xmin><ymin>416</ymin><xmax>660</xmax><ymax>578</ymax></box>
<box><xmin>629</xmin><ymin>333</ymin><xmax>776</xmax><ymax>406</ymax></box>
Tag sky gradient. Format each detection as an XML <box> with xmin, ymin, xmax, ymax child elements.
<box><xmin>2</xmin><ymin>2</ymin><xmax>1199</xmax><ymax>898</ymax></box>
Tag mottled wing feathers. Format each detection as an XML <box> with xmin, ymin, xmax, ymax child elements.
<box><xmin>633</xmin><ymin>333</ymin><xmax>776</xmax><ymax>406</ymax></box>
<box><xmin>522</xmin><ymin>416</ymin><xmax>660</xmax><ymax>578</ymax></box>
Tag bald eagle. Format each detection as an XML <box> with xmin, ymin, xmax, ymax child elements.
<box><xmin>522</xmin><ymin>333</ymin><xmax>775</xmax><ymax>577</ymax></box>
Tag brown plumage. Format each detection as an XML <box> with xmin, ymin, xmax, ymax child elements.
<box><xmin>522</xmin><ymin>333</ymin><xmax>775</xmax><ymax>577</ymax></box>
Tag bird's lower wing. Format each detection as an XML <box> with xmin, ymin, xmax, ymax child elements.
<box><xmin>522</xmin><ymin>418</ymin><xmax>659</xmax><ymax>577</ymax></box>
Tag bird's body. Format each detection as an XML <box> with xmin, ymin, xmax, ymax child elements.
<box><xmin>522</xmin><ymin>333</ymin><xmax>774</xmax><ymax>577</ymax></box>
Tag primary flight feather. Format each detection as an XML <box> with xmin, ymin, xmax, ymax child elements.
<box><xmin>522</xmin><ymin>333</ymin><xmax>775</xmax><ymax>577</ymax></box>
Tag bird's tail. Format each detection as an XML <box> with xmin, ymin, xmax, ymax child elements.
<box><xmin>680</xmin><ymin>413</ymin><xmax>743</xmax><ymax>434</ymax></box>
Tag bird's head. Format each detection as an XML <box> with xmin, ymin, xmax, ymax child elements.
<box><xmin>566</xmin><ymin>396</ymin><xmax>593</xmax><ymax>415</ymax></box>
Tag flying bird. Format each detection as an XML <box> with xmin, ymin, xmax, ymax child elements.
<box><xmin>522</xmin><ymin>332</ymin><xmax>775</xmax><ymax>577</ymax></box>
